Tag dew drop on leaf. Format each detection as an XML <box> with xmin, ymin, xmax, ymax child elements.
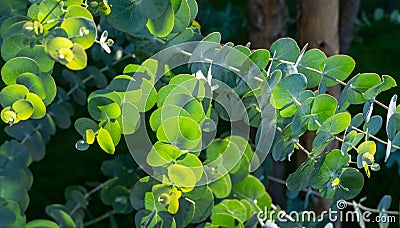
<box><xmin>75</xmin><ymin>139</ymin><xmax>89</xmax><ymax>151</ymax></box>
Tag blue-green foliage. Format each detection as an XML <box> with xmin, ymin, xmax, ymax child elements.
<box><xmin>0</xmin><ymin>0</ymin><xmax>399</xmax><ymax>227</ymax></box>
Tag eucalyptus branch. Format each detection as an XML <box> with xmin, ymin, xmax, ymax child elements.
<box><xmin>294</xmin><ymin>140</ymin><xmax>311</xmax><ymax>155</ymax></box>
<box><xmin>274</xmin><ymin>59</ymin><xmax>390</xmax><ymax>110</ymax></box>
<box><xmin>39</xmin><ymin>1</ymin><xmax>61</xmax><ymax>24</ymax></box>
<box><xmin>70</xmin><ymin>177</ymin><xmax>118</xmax><ymax>215</ymax></box>
<box><xmin>175</xmin><ymin>47</ymin><xmax>397</xmax><ymax>151</ymax></box>
<box><xmin>20</xmin><ymin>125</ymin><xmax>42</xmax><ymax>144</ymax></box>
<box><xmin>266</xmin><ymin>175</ymin><xmax>287</xmax><ymax>185</ymax></box>
<box><xmin>351</xmin><ymin>126</ymin><xmax>400</xmax><ymax>150</ymax></box>
<box><xmin>177</xmin><ymin>44</ymin><xmax>391</xmax><ymax>111</ymax></box>
<box><xmin>266</xmin><ymin>175</ymin><xmax>400</xmax><ymax>216</ymax></box>
<box><xmin>84</xmin><ymin>177</ymin><xmax>118</xmax><ymax>199</ymax></box>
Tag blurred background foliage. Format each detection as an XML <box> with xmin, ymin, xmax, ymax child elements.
<box><xmin>2</xmin><ymin>0</ymin><xmax>396</xmax><ymax>223</ymax></box>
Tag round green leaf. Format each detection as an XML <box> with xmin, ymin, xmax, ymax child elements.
<box><xmin>286</xmin><ymin>159</ymin><xmax>315</xmax><ymax>192</ymax></box>
<box><xmin>357</xmin><ymin>141</ymin><xmax>376</xmax><ymax>155</ymax></box>
<box><xmin>1</xmin><ymin>108</ymin><xmax>17</xmax><ymax>124</ymax></box>
<box><xmin>146</xmin><ymin>1</ymin><xmax>174</xmax><ymax>37</ymax></box>
<box><xmin>164</xmin><ymin>94</ymin><xmax>205</xmax><ymax>122</ymax></box>
<box><xmin>212</xmin><ymin>199</ymin><xmax>247</xmax><ymax>224</ymax></box>
<box><xmin>66</xmin><ymin>43</ymin><xmax>87</xmax><ymax>70</ymax></box>
<box><xmin>298</xmin><ymin>49</ymin><xmax>327</xmax><ymax>88</ymax></box>
<box><xmin>172</xmin><ymin>0</ymin><xmax>190</xmax><ymax>33</ymax></box>
<box><xmin>0</xmin><ymin>176</ymin><xmax>29</xmax><ymax>210</ymax></box>
<box><xmin>1</xmin><ymin>57</ymin><xmax>40</xmax><ymax>85</ymax></box>
<box><xmin>16</xmin><ymin>45</ymin><xmax>55</xmax><ymax>73</ymax></box>
<box><xmin>101</xmin><ymin>119</ymin><xmax>121</xmax><ymax>145</ymax></box>
<box><xmin>311</xmin><ymin>150</ymin><xmax>350</xmax><ymax>189</ymax></box>
<box><xmin>131</xmin><ymin>79</ymin><xmax>157</xmax><ymax>112</ymax></box>
<box><xmin>168</xmin><ymin>164</ymin><xmax>197</xmax><ymax>189</ymax></box>
<box><xmin>138</xmin><ymin>0</ymin><xmax>168</xmax><ymax>19</ymax></box>
<box><xmin>38</xmin><ymin>0</ymin><xmax>64</xmax><ymax>29</ymax></box>
<box><xmin>272</xmin><ymin>124</ymin><xmax>295</xmax><ymax>161</ymax></box>
<box><xmin>1</xmin><ymin>20</ymin><xmax>32</xmax><ymax>40</ymax></box>
<box><xmin>12</xmin><ymin>99</ymin><xmax>34</xmax><ymax>121</ymax></box>
<box><xmin>39</xmin><ymin>73</ymin><xmax>57</xmax><ymax>106</ymax></box>
<box><xmin>26</xmin><ymin>219</ymin><xmax>59</xmax><ymax>228</ymax></box>
<box><xmin>0</xmin><ymin>198</ymin><xmax>26</xmax><ymax>228</ymax></box>
<box><xmin>120</xmin><ymin>101</ymin><xmax>140</xmax><ymax>134</ymax></box>
<box><xmin>0</xmin><ymin>16</ymin><xmax>27</xmax><ymax>37</ymax></box>
<box><xmin>208</xmin><ymin>173</ymin><xmax>232</xmax><ymax>199</ymax></box>
<box><xmin>45</xmin><ymin>205</ymin><xmax>76</xmax><ymax>228</ymax></box>
<box><xmin>318</xmin><ymin>112</ymin><xmax>351</xmax><ymax>135</ymax></box>
<box><xmin>61</xmin><ymin>16</ymin><xmax>96</xmax><ymax>49</ymax></box>
<box><xmin>97</xmin><ymin>128</ymin><xmax>115</xmax><ymax>154</ymax></box>
<box><xmin>331</xmin><ymin>168</ymin><xmax>364</xmax><ymax>200</ymax></box>
<box><xmin>1</xmin><ymin>34</ymin><xmax>33</xmax><ymax>61</ymax></box>
<box><xmin>130</xmin><ymin>177</ymin><xmax>153</xmax><ymax>210</ymax></box>
<box><xmin>270</xmin><ymin>37</ymin><xmax>300</xmax><ymax>63</ymax></box>
<box><xmin>106</xmin><ymin>0</ymin><xmax>147</xmax><ymax>35</ymax></box>
<box><xmin>249</xmin><ymin>49</ymin><xmax>270</xmax><ymax>70</ymax></box>
<box><xmin>156</xmin><ymin>116</ymin><xmax>202</xmax><ymax>150</ymax></box>
<box><xmin>88</xmin><ymin>96</ymin><xmax>121</xmax><ymax>121</ymax></box>
<box><xmin>271</xmin><ymin>73</ymin><xmax>307</xmax><ymax>109</ymax></box>
<box><xmin>169</xmin><ymin>74</ymin><xmax>207</xmax><ymax>99</ymax></box>
<box><xmin>186</xmin><ymin>187</ymin><xmax>213</xmax><ymax>223</ymax></box>
<box><xmin>322</xmin><ymin>55</ymin><xmax>355</xmax><ymax>87</ymax></box>
<box><xmin>74</xmin><ymin>117</ymin><xmax>98</xmax><ymax>136</ymax></box>
<box><xmin>176</xmin><ymin>153</ymin><xmax>203</xmax><ymax>182</ymax></box>
<box><xmin>16</xmin><ymin>73</ymin><xmax>46</xmax><ymax>99</ymax></box>
<box><xmin>0</xmin><ymin>84</ymin><xmax>29</xmax><ymax>107</ymax></box>
<box><xmin>149</xmin><ymin>105</ymin><xmax>191</xmax><ymax>131</ymax></box>
<box><xmin>25</xmin><ymin>93</ymin><xmax>46</xmax><ymax>119</ymax></box>
<box><xmin>347</xmin><ymin>73</ymin><xmax>381</xmax><ymax>104</ymax></box>
<box><xmin>85</xmin><ymin>129</ymin><xmax>95</xmax><ymax>144</ymax></box>
<box><xmin>147</xmin><ymin>143</ymin><xmax>183</xmax><ymax>167</ymax></box>
<box><xmin>232</xmin><ymin>175</ymin><xmax>271</xmax><ymax>211</ymax></box>
<box><xmin>44</xmin><ymin>37</ymin><xmax>74</xmax><ymax>60</ymax></box>
<box><xmin>65</xmin><ymin>5</ymin><xmax>94</xmax><ymax>20</ymax></box>
<box><xmin>156</xmin><ymin>84</ymin><xmax>192</xmax><ymax>108</ymax></box>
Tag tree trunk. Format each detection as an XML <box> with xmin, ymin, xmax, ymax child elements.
<box><xmin>248</xmin><ymin>0</ymin><xmax>288</xmax><ymax>206</ymax></box>
<box><xmin>297</xmin><ymin>0</ymin><xmax>340</xmax><ymax>214</ymax></box>
<box><xmin>248</xmin><ymin>0</ymin><xmax>288</xmax><ymax>48</ymax></box>
<box><xmin>340</xmin><ymin>0</ymin><xmax>361</xmax><ymax>54</ymax></box>
<box><xmin>297</xmin><ymin>0</ymin><xmax>340</xmax><ymax>56</ymax></box>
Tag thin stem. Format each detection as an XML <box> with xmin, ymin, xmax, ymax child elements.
<box><xmin>266</xmin><ymin>175</ymin><xmax>287</xmax><ymax>185</ymax></box>
<box><xmin>40</xmin><ymin>1</ymin><xmax>61</xmax><ymax>24</ymax></box>
<box><xmin>20</xmin><ymin>125</ymin><xmax>42</xmax><ymax>144</ymax></box>
<box><xmin>333</xmin><ymin>135</ymin><xmax>344</xmax><ymax>143</ymax></box>
<box><xmin>84</xmin><ymin>211</ymin><xmax>116</xmax><ymax>227</ymax></box>
<box><xmin>351</xmin><ymin>126</ymin><xmax>400</xmax><ymax>150</ymax></box>
<box><xmin>294</xmin><ymin>141</ymin><xmax>311</xmax><ymax>155</ymax></box>
<box><xmin>84</xmin><ymin>177</ymin><xmax>117</xmax><ymax>199</ymax></box>
<box><xmin>346</xmin><ymin>201</ymin><xmax>399</xmax><ymax>216</ymax></box>
<box><xmin>70</xmin><ymin>177</ymin><xmax>117</xmax><ymax>215</ymax></box>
